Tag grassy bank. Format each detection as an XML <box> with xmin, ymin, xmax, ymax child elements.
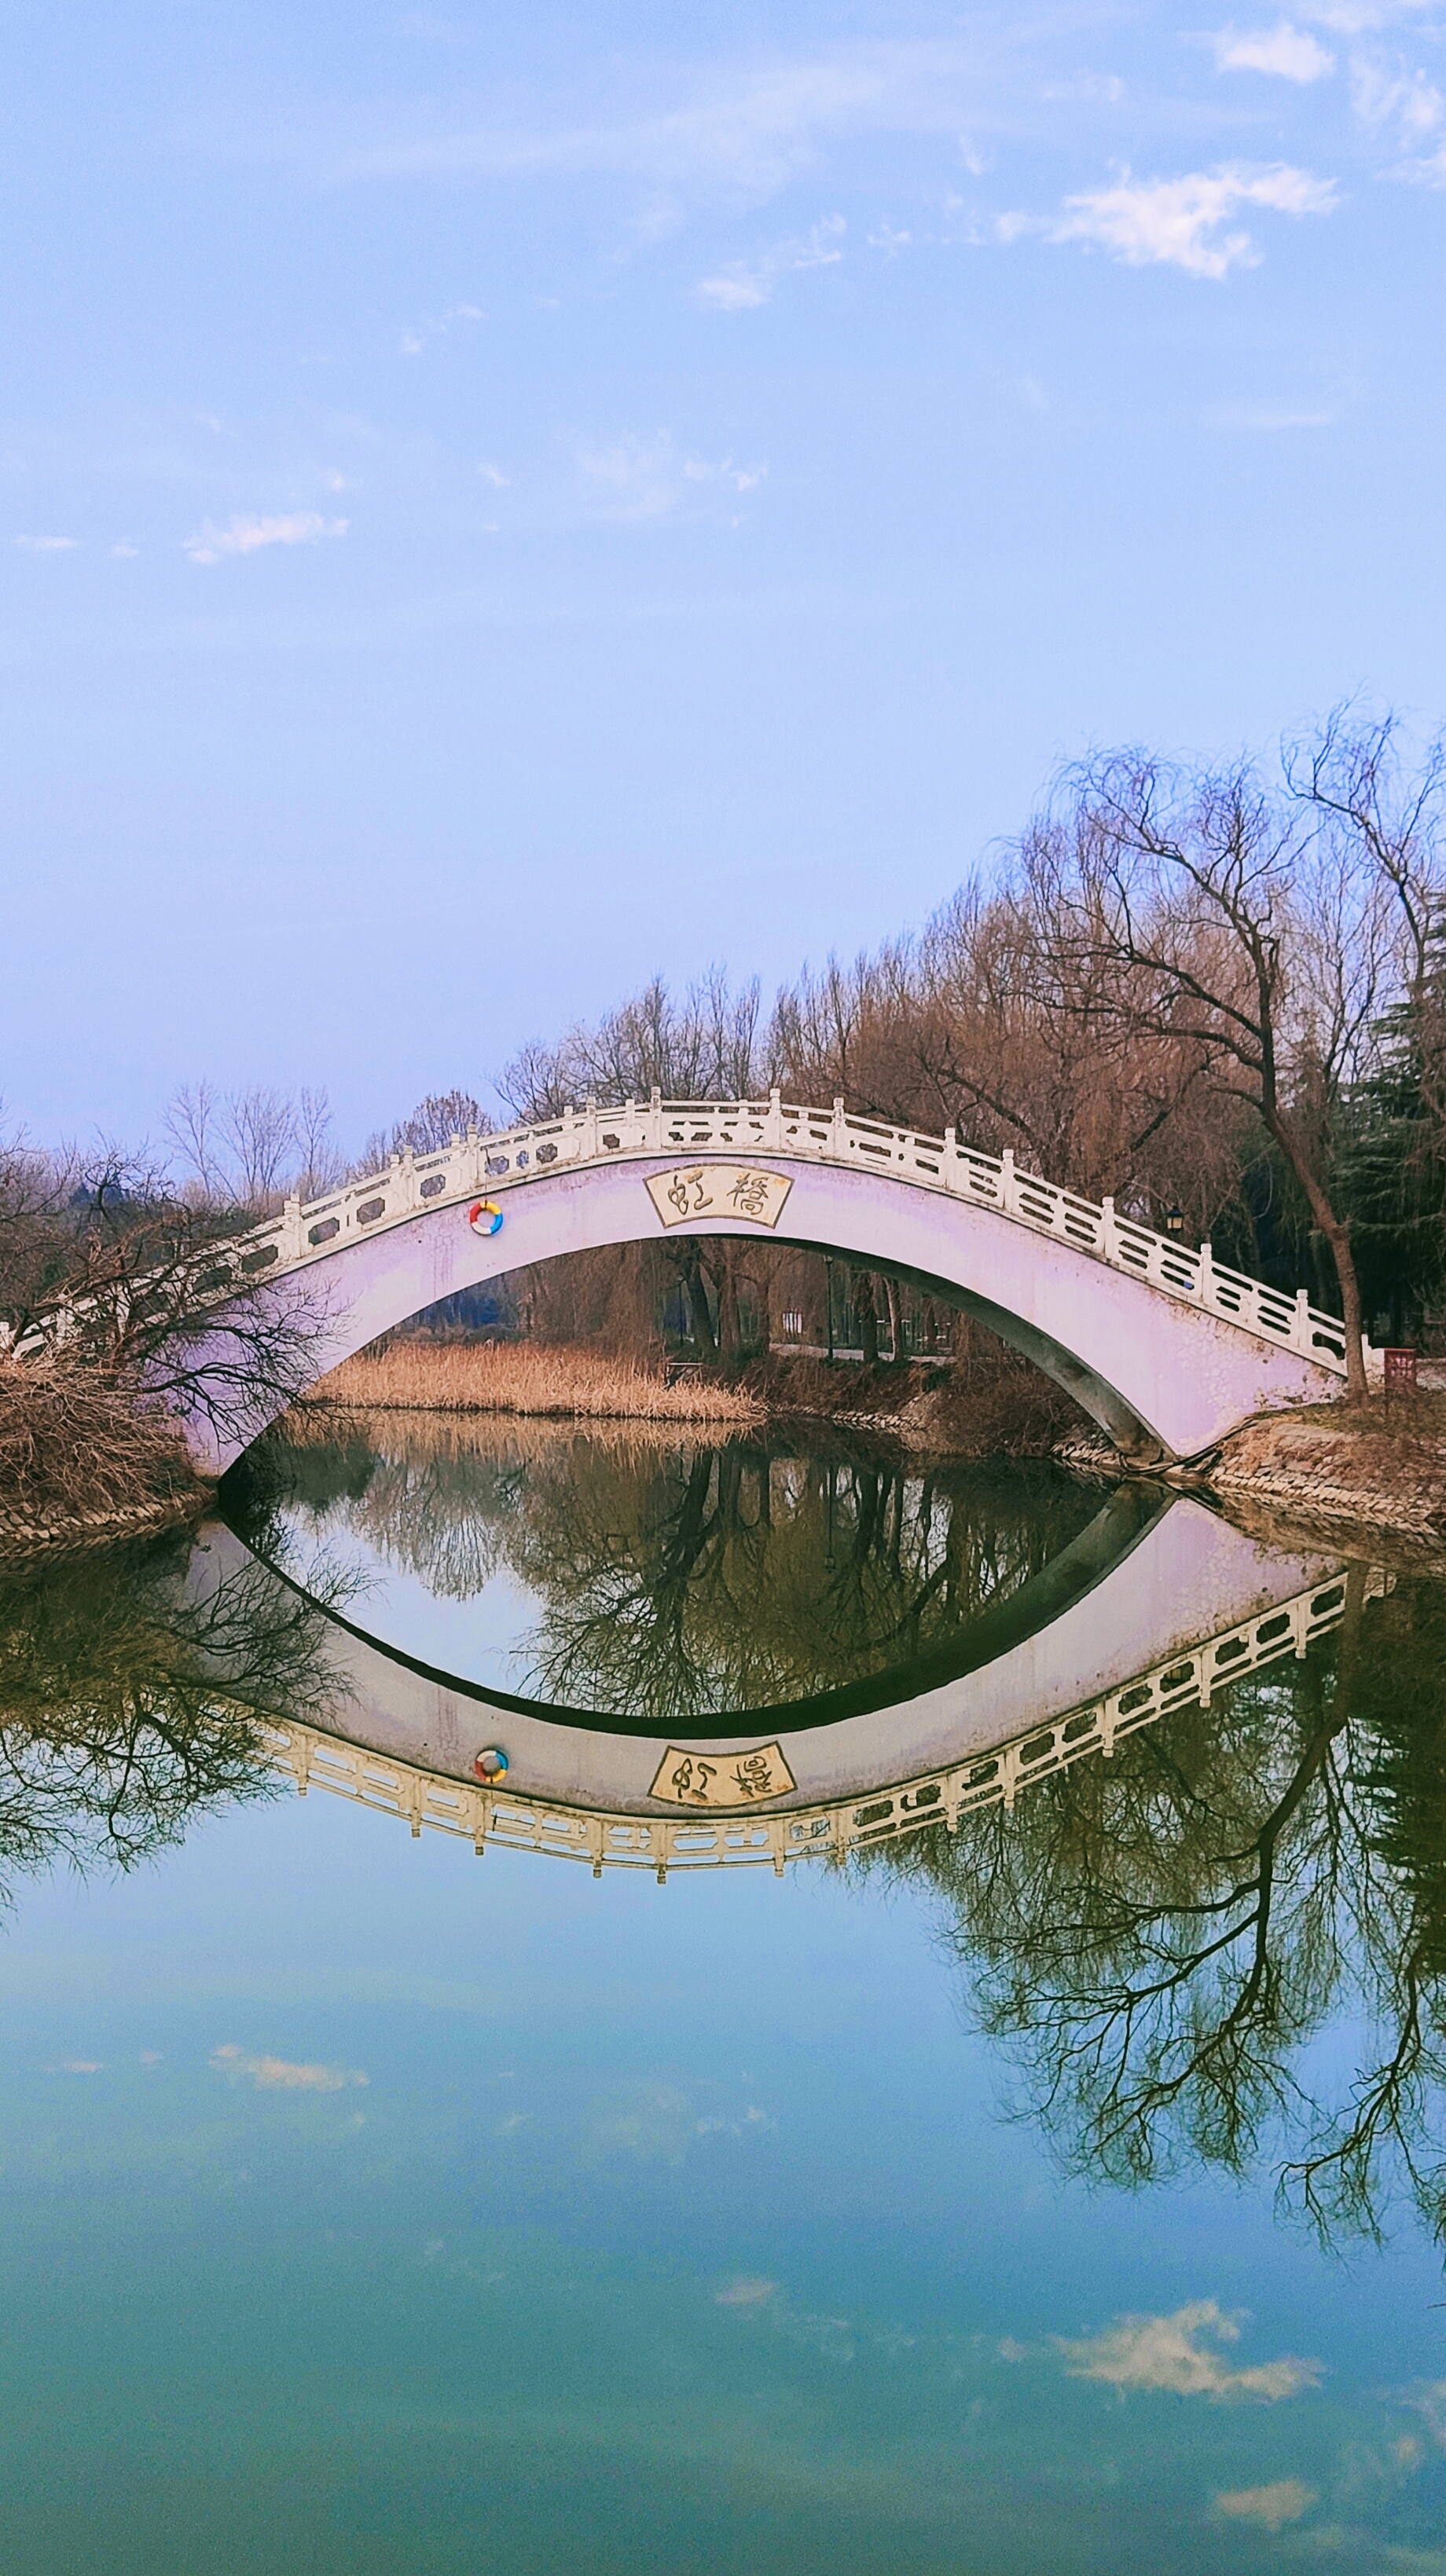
<box><xmin>303</xmin><ymin>1340</ymin><xmax>766</xmax><ymax>1425</ymax></box>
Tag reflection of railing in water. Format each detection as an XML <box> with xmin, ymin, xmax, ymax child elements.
<box><xmin>263</xmin><ymin>1569</ymin><xmax>1385</xmax><ymax>1877</ymax></box>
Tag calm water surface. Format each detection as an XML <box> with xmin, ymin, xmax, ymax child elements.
<box><xmin>2</xmin><ymin>1414</ymin><xmax>1445</xmax><ymax>2574</ymax></box>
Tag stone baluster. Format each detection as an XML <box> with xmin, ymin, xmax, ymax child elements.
<box><xmin>765</xmin><ymin>1086</ymin><xmax>782</xmax><ymax>1147</ymax></box>
<box><xmin>1100</xmin><ymin>1193</ymin><xmax>1118</xmax><ymax>1265</ymax></box>
<box><xmin>1000</xmin><ymin>1146</ymin><xmax>1016</xmax><ymax>1215</ymax></box>
<box><xmin>1294</xmin><ymin>1287</ymin><xmax>1311</xmax><ymax>1354</ymax></box>
<box><xmin>649</xmin><ymin>1086</ymin><xmax>662</xmax><ymax>1150</ymax></box>
<box><xmin>281</xmin><ymin>1195</ymin><xmax>303</xmax><ymax>1262</ymax></box>
<box><xmin>831</xmin><ymin>1095</ymin><xmax>846</xmax><ymax>1157</ymax></box>
<box><xmin>1198</xmin><ymin>1240</ymin><xmax>1214</xmax><ymax>1310</ymax></box>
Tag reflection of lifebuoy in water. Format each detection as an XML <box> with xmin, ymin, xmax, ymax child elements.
<box><xmin>474</xmin><ymin>1747</ymin><xmax>509</xmax><ymax>1781</ymax></box>
<box><xmin>468</xmin><ymin>1200</ymin><xmax>504</xmax><ymax>1237</ymax></box>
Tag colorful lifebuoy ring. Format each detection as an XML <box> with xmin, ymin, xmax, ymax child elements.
<box><xmin>474</xmin><ymin>1746</ymin><xmax>509</xmax><ymax>1781</ymax></box>
<box><xmin>468</xmin><ymin>1199</ymin><xmax>504</xmax><ymax>1237</ymax></box>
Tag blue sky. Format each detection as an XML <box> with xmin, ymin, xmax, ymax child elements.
<box><xmin>4</xmin><ymin>0</ymin><xmax>1446</xmax><ymax>1147</ymax></box>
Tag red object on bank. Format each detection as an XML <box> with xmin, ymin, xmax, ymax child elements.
<box><xmin>1383</xmin><ymin>1348</ymin><xmax>1418</xmax><ymax>1392</ymax></box>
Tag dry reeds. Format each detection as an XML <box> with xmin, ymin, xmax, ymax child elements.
<box><xmin>302</xmin><ymin>1339</ymin><xmax>765</xmax><ymax>1426</ymax></box>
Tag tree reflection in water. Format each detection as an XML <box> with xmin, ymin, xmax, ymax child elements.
<box><xmin>869</xmin><ymin>1561</ymin><xmax>1446</xmax><ymax>2252</ymax></box>
<box><xmin>0</xmin><ymin>1532</ymin><xmax>350</xmax><ymax>1900</ymax></box>
<box><xmin>254</xmin><ymin>1417</ymin><xmax>1105</xmax><ymax>1717</ymax></box>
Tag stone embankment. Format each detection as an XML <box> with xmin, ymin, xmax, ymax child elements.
<box><xmin>0</xmin><ymin>1492</ymin><xmax>203</xmax><ymax>1562</ymax></box>
<box><xmin>1062</xmin><ymin>1395</ymin><xmax>1446</xmax><ymax>1550</ymax></box>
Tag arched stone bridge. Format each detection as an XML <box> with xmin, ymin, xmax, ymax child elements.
<box><xmin>193</xmin><ymin>1093</ymin><xmax>1357</xmax><ymax>1471</ymax></box>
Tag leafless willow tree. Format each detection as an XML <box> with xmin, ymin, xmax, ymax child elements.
<box><xmin>1015</xmin><ymin>740</ymin><xmax>1426</xmax><ymax>1394</ymax></box>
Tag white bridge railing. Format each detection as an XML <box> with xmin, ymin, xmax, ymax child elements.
<box><xmin>213</xmin><ymin>1094</ymin><xmax>1351</xmax><ymax>1377</ymax></box>
<box><xmin>262</xmin><ymin>1568</ymin><xmax>1382</xmax><ymax>1877</ymax></box>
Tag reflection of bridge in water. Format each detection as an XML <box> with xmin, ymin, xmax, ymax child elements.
<box><xmin>264</xmin><ymin>1567</ymin><xmax>1379</xmax><ymax>1876</ymax></box>
<box><xmin>209</xmin><ymin>1496</ymin><xmax>1385</xmax><ymax>1877</ymax></box>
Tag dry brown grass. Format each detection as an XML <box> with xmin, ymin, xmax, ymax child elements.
<box><xmin>303</xmin><ymin>1339</ymin><xmax>765</xmax><ymax>1425</ymax></box>
<box><xmin>0</xmin><ymin>1358</ymin><xmax>205</xmax><ymax>1538</ymax></box>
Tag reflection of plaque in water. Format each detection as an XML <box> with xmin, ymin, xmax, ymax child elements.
<box><xmin>650</xmin><ymin>1742</ymin><xmax>796</xmax><ymax>1806</ymax></box>
<box><xmin>646</xmin><ymin>1164</ymin><xmax>793</xmax><ymax>1229</ymax></box>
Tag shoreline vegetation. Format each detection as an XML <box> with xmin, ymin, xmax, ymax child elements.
<box><xmin>301</xmin><ymin>1339</ymin><xmax>766</xmax><ymax>1424</ymax></box>
<box><xmin>294</xmin><ymin>1336</ymin><xmax>1088</xmax><ymax>1456</ymax></box>
<box><xmin>0</xmin><ymin>1359</ymin><xmax>208</xmax><ymax>1559</ymax></box>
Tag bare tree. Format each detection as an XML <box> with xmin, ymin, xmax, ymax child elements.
<box><xmin>222</xmin><ymin>1086</ymin><xmax>297</xmax><ymax>1206</ymax></box>
<box><xmin>1019</xmin><ymin>753</ymin><xmax>1397</xmax><ymax>1394</ymax></box>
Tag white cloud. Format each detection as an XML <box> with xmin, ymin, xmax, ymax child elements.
<box><xmin>477</xmin><ymin>460</ymin><xmax>510</xmax><ymax>486</ymax></box>
<box><xmin>716</xmin><ymin>2277</ymin><xmax>778</xmax><ymax>2306</ymax></box>
<box><xmin>867</xmin><ymin>221</ymin><xmax>912</xmax><ymax>252</ymax></box>
<box><xmin>401</xmin><ymin>299</ymin><xmax>486</xmax><ymax>354</ymax></box>
<box><xmin>1352</xmin><ymin>49</ymin><xmax>1445</xmax><ymax>174</ymax></box>
<box><xmin>210</xmin><ymin>2043</ymin><xmax>368</xmax><ymax>2091</ymax></box>
<box><xmin>1047</xmin><ymin>162</ymin><xmax>1336</xmax><ymax>277</ymax></box>
<box><xmin>1215</xmin><ymin>24</ymin><xmax>1336</xmax><ymax>79</ymax></box>
<box><xmin>576</xmin><ymin>431</ymin><xmax>765</xmax><ymax>518</ymax></box>
<box><xmin>1214</xmin><ymin>2479</ymin><xmax>1316</xmax><ymax>2529</ymax></box>
<box><xmin>697</xmin><ymin>271</ymin><xmax>769</xmax><ymax>308</ymax></box>
<box><xmin>111</xmin><ymin>541</ymin><xmax>140</xmax><ymax>558</ymax></box>
<box><xmin>45</xmin><ymin>2057</ymin><xmax>101</xmax><ymax>2072</ymax></box>
<box><xmin>185</xmin><ymin>512</ymin><xmax>348</xmax><ymax>566</ymax></box>
<box><xmin>1301</xmin><ymin>0</ymin><xmax>1435</xmax><ymax>31</ymax></box>
<box><xmin>1055</xmin><ymin>2301</ymin><xmax>1323</xmax><ymax>2402</ymax></box>
<box><xmin>14</xmin><ymin>534</ymin><xmax>78</xmax><ymax>552</ymax></box>
<box><xmin>697</xmin><ymin>213</ymin><xmax>844</xmax><ymax>309</ymax></box>
<box><xmin>1406</xmin><ymin>2381</ymin><xmax>1446</xmax><ymax>2446</ymax></box>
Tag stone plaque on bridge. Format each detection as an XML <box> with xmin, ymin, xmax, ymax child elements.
<box><xmin>646</xmin><ymin>1164</ymin><xmax>793</xmax><ymax>1229</ymax></box>
<box><xmin>649</xmin><ymin>1743</ymin><xmax>796</xmax><ymax>1807</ymax></box>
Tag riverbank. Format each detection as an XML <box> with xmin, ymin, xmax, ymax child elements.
<box><xmin>303</xmin><ymin>1338</ymin><xmax>1089</xmax><ymax>1453</ymax></box>
<box><xmin>1202</xmin><ymin>1395</ymin><xmax>1446</xmax><ymax>1544</ymax></box>
<box><xmin>0</xmin><ymin>1359</ymin><xmax>208</xmax><ymax>1560</ymax></box>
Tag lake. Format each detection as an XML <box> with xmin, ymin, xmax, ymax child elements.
<box><xmin>0</xmin><ymin>1412</ymin><xmax>1443</xmax><ymax>2573</ymax></box>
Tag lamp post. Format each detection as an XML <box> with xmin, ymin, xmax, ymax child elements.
<box><xmin>1165</xmin><ymin>1206</ymin><xmax>1185</xmax><ymax>1240</ymax></box>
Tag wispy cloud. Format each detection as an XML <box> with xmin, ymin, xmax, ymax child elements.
<box><xmin>185</xmin><ymin>512</ymin><xmax>349</xmax><ymax>566</ymax></box>
<box><xmin>1213</xmin><ymin>2479</ymin><xmax>1316</xmax><ymax>2528</ymax></box>
<box><xmin>292</xmin><ymin>42</ymin><xmax>994</xmax><ymax>203</ymax></box>
<box><xmin>716</xmin><ymin>2276</ymin><xmax>778</xmax><ymax>2307</ymax></box>
<box><xmin>1055</xmin><ymin>2301</ymin><xmax>1323</xmax><ymax>2401</ymax></box>
<box><xmin>210</xmin><ymin>2043</ymin><xmax>368</xmax><ymax>2091</ymax></box>
<box><xmin>1044</xmin><ymin>162</ymin><xmax>1337</xmax><ymax>277</ymax></box>
<box><xmin>1214</xmin><ymin>23</ymin><xmax>1336</xmax><ymax>79</ymax></box>
<box><xmin>697</xmin><ymin>213</ymin><xmax>845</xmax><ymax>308</ymax></box>
<box><xmin>1213</xmin><ymin>398</ymin><xmax>1335</xmax><ymax>426</ymax></box>
<box><xmin>44</xmin><ymin>2057</ymin><xmax>101</xmax><ymax>2072</ymax></box>
<box><xmin>400</xmin><ymin>300</ymin><xmax>485</xmax><ymax>355</ymax></box>
<box><xmin>14</xmin><ymin>533</ymin><xmax>78</xmax><ymax>552</ymax></box>
<box><xmin>1351</xmin><ymin>46</ymin><xmax>1446</xmax><ymax>178</ymax></box>
<box><xmin>574</xmin><ymin>431</ymin><xmax>765</xmax><ymax>519</ymax></box>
